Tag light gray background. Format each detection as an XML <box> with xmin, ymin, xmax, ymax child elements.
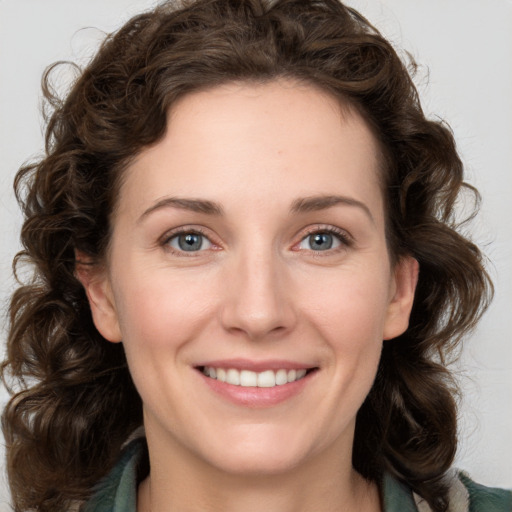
<box><xmin>0</xmin><ymin>0</ymin><xmax>511</xmax><ymax>509</ymax></box>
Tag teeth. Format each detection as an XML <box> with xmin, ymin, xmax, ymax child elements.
<box><xmin>257</xmin><ymin>370</ymin><xmax>275</xmax><ymax>387</ymax></box>
<box><xmin>226</xmin><ymin>368</ymin><xmax>240</xmax><ymax>386</ymax></box>
<box><xmin>202</xmin><ymin>366</ymin><xmax>310</xmax><ymax>387</ymax></box>
<box><xmin>275</xmin><ymin>369</ymin><xmax>288</xmax><ymax>385</ymax></box>
<box><xmin>240</xmin><ymin>370</ymin><xmax>257</xmax><ymax>387</ymax></box>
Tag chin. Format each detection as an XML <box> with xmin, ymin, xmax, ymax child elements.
<box><xmin>193</xmin><ymin>429</ymin><xmax>315</xmax><ymax>476</ymax></box>
<box><xmin>208</xmin><ymin>450</ymin><xmax>305</xmax><ymax>477</ymax></box>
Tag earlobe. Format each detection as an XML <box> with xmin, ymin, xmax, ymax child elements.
<box><xmin>383</xmin><ymin>256</ymin><xmax>419</xmax><ymax>340</ymax></box>
<box><xmin>75</xmin><ymin>251</ymin><xmax>122</xmax><ymax>343</ymax></box>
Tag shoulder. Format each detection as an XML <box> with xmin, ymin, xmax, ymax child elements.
<box><xmin>457</xmin><ymin>471</ymin><xmax>512</xmax><ymax>512</ymax></box>
<box><xmin>80</xmin><ymin>437</ymin><xmax>146</xmax><ymax>512</ymax></box>
<box><xmin>384</xmin><ymin>471</ymin><xmax>511</xmax><ymax>512</ymax></box>
<box><xmin>413</xmin><ymin>471</ymin><xmax>512</xmax><ymax>512</ymax></box>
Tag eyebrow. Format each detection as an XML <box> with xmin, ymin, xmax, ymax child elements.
<box><xmin>290</xmin><ymin>194</ymin><xmax>375</xmax><ymax>223</ymax></box>
<box><xmin>139</xmin><ymin>194</ymin><xmax>374</xmax><ymax>223</ymax></box>
<box><xmin>139</xmin><ymin>197</ymin><xmax>224</xmax><ymax>222</ymax></box>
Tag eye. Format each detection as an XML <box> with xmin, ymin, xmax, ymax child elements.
<box><xmin>167</xmin><ymin>232</ymin><xmax>212</xmax><ymax>252</ymax></box>
<box><xmin>296</xmin><ymin>229</ymin><xmax>350</xmax><ymax>252</ymax></box>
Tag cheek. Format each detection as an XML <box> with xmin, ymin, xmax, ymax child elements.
<box><xmin>302</xmin><ymin>265</ymin><xmax>392</xmax><ymax>342</ymax></box>
<box><xmin>109</xmin><ymin>269</ymin><xmax>221</xmax><ymax>416</ymax></box>
<box><xmin>299</xmin><ymin>263</ymin><xmax>391</xmax><ymax>389</ymax></box>
<box><xmin>112</xmin><ymin>266</ymin><xmax>220</xmax><ymax>351</ymax></box>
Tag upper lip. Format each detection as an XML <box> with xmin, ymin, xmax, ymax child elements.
<box><xmin>195</xmin><ymin>358</ymin><xmax>317</xmax><ymax>372</ymax></box>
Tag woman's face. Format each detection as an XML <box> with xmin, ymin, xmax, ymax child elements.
<box><xmin>83</xmin><ymin>80</ymin><xmax>417</xmax><ymax>476</ymax></box>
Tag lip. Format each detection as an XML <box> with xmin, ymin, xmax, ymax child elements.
<box><xmin>194</xmin><ymin>359</ymin><xmax>318</xmax><ymax>408</ymax></box>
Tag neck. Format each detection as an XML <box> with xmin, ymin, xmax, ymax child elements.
<box><xmin>139</xmin><ymin>469</ymin><xmax>379</xmax><ymax>512</ymax></box>
<box><xmin>137</xmin><ymin>426</ymin><xmax>381</xmax><ymax>512</ymax></box>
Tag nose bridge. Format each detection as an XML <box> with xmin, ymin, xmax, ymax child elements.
<box><xmin>220</xmin><ymin>236</ymin><xmax>295</xmax><ymax>340</ymax></box>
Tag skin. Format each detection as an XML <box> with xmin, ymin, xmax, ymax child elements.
<box><xmin>78</xmin><ymin>79</ymin><xmax>418</xmax><ymax>512</ymax></box>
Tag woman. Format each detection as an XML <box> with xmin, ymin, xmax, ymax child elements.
<box><xmin>1</xmin><ymin>0</ymin><xmax>510</xmax><ymax>511</ymax></box>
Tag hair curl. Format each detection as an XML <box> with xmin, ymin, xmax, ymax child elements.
<box><xmin>2</xmin><ymin>0</ymin><xmax>492</xmax><ymax>511</ymax></box>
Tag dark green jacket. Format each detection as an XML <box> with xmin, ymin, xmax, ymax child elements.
<box><xmin>82</xmin><ymin>438</ymin><xmax>512</xmax><ymax>512</ymax></box>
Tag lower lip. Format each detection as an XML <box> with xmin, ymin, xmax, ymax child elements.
<box><xmin>199</xmin><ymin>370</ymin><xmax>316</xmax><ymax>408</ymax></box>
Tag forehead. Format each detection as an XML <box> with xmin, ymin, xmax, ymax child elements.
<box><xmin>117</xmin><ymin>79</ymin><xmax>383</xmax><ymax>221</ymax></box>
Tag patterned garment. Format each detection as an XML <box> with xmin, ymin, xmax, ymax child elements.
<box><xmin>81</xmin><ymin>438</ymin><xmax>512</xmax><ymax>512</ymax></box>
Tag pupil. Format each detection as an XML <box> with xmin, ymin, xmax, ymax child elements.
<box><xmin>178</xmin><ymin>234</ymin><xmax>202</xmax><ymax>251</ymax></box>
<box><xmin>311</xmin><ymin>233</ymin><xmax>332</xmax><ymax>250</ymax></box>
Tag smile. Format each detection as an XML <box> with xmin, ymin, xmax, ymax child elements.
<box><xmin>196</xmin><ymin>362</ymin><xmax>318</xmax><ymax>407</ymax></box>
<box><xmin>201</xmin><ymin>366</ymin><xmax>308</xmax><ymax>388</ymax></box>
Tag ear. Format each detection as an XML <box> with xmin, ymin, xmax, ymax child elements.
<box><xmin>75</xmin><ymin>251</ymin><xmax>122</xmax><ymax>343</ymax></box>
<box><xmin>383</xmin><ymin>255</ymin><xmax>419</xmax><ymax>340</ymax></box>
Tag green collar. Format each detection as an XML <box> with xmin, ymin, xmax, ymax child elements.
<box><xmin>381</xmin><ymin>472</ymin><xmax>419</xmax><ymax>512</ymax></box>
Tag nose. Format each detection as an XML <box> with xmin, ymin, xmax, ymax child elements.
<box><xmin>220</xmin><ymin>247</ymin><xmax>297</xmax><ymax>341</ymax></box>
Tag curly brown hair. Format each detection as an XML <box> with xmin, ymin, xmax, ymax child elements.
<box><xmin>1</xmin><ymin>0</ymin><xmax>492</xmax><ymax>511</ymax></box>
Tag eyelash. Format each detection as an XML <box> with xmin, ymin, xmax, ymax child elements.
<box><xmin>295</xmin><ymin>226</ymin><xmax>353</xmax><ymax>254</ymax></box>
<box><xmin>160</xmin><ymin>227</ymin><xmax>217</xmax><ymax>256</ymax></box>
<box><xmin>160</xmin><ymin>225</ymin><xmax>353</xmax><ymax>256</ymax></box>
